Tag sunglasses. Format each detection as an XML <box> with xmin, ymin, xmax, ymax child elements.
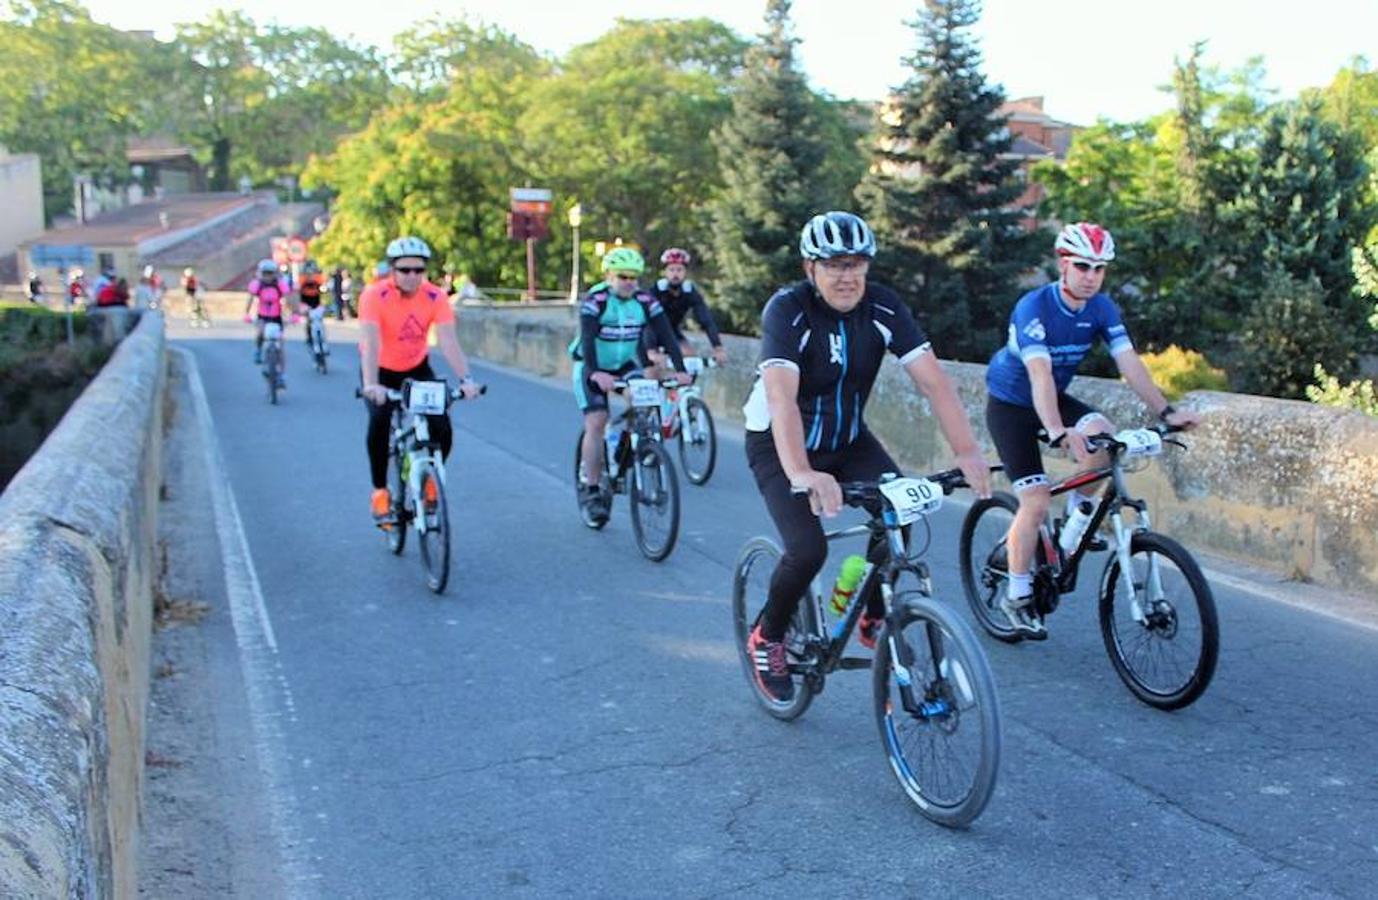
<box><xmin>1071</xmin><ymin>261</ymin><xmax>1107</xmax><ymax>272</ymax></box>
<box><xmin>393</xmin><ymin>266</ymin><xmax>426</xmax><ymax>275</ymax></box>
<box><xmin>816</xmin><ymin>258</ymin><xmax>869</xmax><ymax>274</ymax></box>
<box><xmin>611</xmin><ymin>273</ymin><xmax>639</xmax><ymax>281</ymax></box>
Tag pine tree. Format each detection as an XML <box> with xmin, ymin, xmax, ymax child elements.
<box><xmin>708</xmin><ymin>0</ymin><xmax>829</xmax><ymax>332</ymax></box>
<box><xmin>857</xmin><ymin>0</ymin><xmax>1041</xmax><ymax>361</ymax></box>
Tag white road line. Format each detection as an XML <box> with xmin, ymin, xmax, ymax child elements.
<box><xmin>178</xmin><ymin>347</ymin><xmax>320</xmax><ymax>896</ymax></box>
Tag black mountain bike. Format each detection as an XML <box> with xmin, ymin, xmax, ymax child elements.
<box><xmin>960</xmin><ymin>424</ymin><xmax>1219</xmax><ymax>710</ymax></box>
<box><xmin>732</xmin><ymin>469</ymin><xmax>1002</xmax><ymax>828</ymax></box>
<box><xmin>357</xmin><ymin>378</ymin><xmax>485</xmax><ymax>593</ymax></box>
<box><xmin>573</xmin><ymin>376</ymin><xmax>682</xmax><ymax>561</ymax></box>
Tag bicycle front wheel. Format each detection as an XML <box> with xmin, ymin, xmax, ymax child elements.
<box><xmin>629</xmin><ymin>439</ymin><xmax>680</xmax><ymax>561</ymax></box>
<box><xmin>958</xmin><ymin>492</ymin><xmax>1024</xmax><ymax>643</ymax></box>
<box><xmin>386</xmin><ymin>451</ymin><xmax>408</xmax><ymax>556</ymax></box>
<box><xmin>417</xmin><ymin>461</ymin><xmax>450</xmax><ymax>594</ymax></box>
<box><xmin>873</xmin><ymin>576</ymin><xmax>1001</xmax><ymax>828</ymax></box>
<box><xmin>1099</xmin><ymin>531</ymin><xmax>1218</xmax><ymax>710</ymax></box>
<box><xmin>677</xmin><ymin>397</ymin><xmax>717</xmax><ymax>485</ymax></box>
<box><xmin>265</xmin><ymin>345</ymin><xmax>280</xmax><ymax>405</ymax></box>
<box><xmin>730</xmin><ymin>537</ymin><xmax>816</xmax><ymax>721</ymax></box>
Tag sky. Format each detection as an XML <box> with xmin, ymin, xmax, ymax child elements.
<box><xmin>83</xmin><ymin>0</ymin><xmax>1378</xmax><ymax>126</ymax></box>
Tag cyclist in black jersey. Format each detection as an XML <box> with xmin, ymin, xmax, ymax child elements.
<box><xmin>642</xmin><ymin>247</ymin><xmax>728</xmax><ymax>370</ymax></box>
<box><xmin>742</xmin><ymin>211</ymin><xmax>991</xmax><ymax>702</ymax></box>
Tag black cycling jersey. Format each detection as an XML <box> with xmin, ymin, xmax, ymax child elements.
<box><xmin>744</xmin><ymin>280</ymin><xmax>932</xmax><ymax>452</ymax></box>
<box><xmin>647</xmin><ymin>278</ymin><xmax>721</xmax><ymax>347</ymax></box>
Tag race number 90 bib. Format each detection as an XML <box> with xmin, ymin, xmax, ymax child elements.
<box><xmin>878</xmin><ymin>477</ymin><xmax>943</xmax><ymax>525</ymax></box>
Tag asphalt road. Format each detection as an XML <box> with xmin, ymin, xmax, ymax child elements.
<box><xmin>150</xmin><ymin>316</ymin><xmax>1378</xmax><ymax>898</ymax></box>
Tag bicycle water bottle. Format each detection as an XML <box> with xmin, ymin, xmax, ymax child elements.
<box><xmin>1059</xmin><ymin>501</ymin><xmax>1095</xmax><ymax>555</ymax></box>
<box><xmin>828</xmin><ymin>554</ymin><xmax>868</xmax><ymax>616</ymax></box>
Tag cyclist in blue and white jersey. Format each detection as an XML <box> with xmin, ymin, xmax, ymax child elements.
<box><xmin>985</xmin><ymin>222</ymin><xmax>1201</xmax><ymax>639</ymax></box>
<box><xmin>742</xmin><ymin>211</ymin><xmax>990</xmax><ymax>702</ymax></box>
<box><xmin>571</xmin><ymin>246</ymin><xmax>692</xmax><ymax>520</ymax></box>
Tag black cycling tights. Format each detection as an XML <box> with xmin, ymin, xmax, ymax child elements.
<box><xmin>366</xmin><ymin>361</ymin><xmax>453</xmax><ymax>488</ymax></box>
<box><xmin>746</xmin><ymin>430</ymin><xmax>906</xmax><ymax>641</ymax></box>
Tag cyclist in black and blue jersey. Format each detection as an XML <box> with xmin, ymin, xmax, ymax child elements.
<box><xmin>742</xmin><ymin>211</ymin><xmax>991</xmax><ymax>702</ymax></box>
<box><xmin>641</xmin><ymin>247</ymin><xmax>728</xmax><ymax>370</ymax></box>
<box><xmin>986</xmin><ymin>222</ymin><xmax>1201</xmax><ymax>639</ymax></box>
<box><xmin>572</xmin><ymin>246</ymin><xmax>692</xmax><ymax>520</ymax></box>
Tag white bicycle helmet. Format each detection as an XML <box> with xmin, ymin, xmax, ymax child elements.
<box><xmin>257</xmin><ymin>258</ymin><xmax>277</xmax><ymax>275</ymax></box>
<box><xmin>1054</xmin><ymin>222</ymin><xmax>1116</xmax><ymax>262</ymax></box>
<box><xmin>386</xmin><ymin>235</ymin><xmax>432</xmax><ymax>261</ymax></box>
<box><xmin>799</xmin><ymin>211</ymin><xmax>877</xmax><ymax>260</ymax></box>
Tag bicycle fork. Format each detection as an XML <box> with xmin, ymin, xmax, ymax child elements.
<box><xmin>1109</xmin><ymin>508</ymin><xmax>1161</xmax><ymax>624</ymax></box>
<box><xmin>877</xmin><ymin>526</ymin><xmax>956</xmax><ymax>720</ymax></box>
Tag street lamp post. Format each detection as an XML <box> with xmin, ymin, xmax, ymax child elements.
<box><xmin>568</xmin><ymin>203</ymin><xmax>582</xmax><ymax>303</ymax></box>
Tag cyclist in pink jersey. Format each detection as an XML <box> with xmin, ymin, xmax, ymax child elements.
<box><xmin>245</xmin><ymin>259</ymin><xmax>293</xmax><ymax>378</ymax></box>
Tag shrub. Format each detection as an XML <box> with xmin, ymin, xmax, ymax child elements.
<box><xmin>1306</xmin><ymin>364</ymin><xmax>1378</xmax><ymax>417</ymax></box>
<box><xmin>1139</xmin><ymin>345</ymin><xmax>1229</xmax><ymax>400</ymax></box>
<box><xmin>1234</xmin><ymin>269</ymin><xmax>1357</xmax><ymax>399</ymax></box>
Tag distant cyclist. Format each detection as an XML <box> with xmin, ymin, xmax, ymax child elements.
<box><xmin>571</xmin><ymin>246</ymin><xmax>691</xmax><ymax>521</ymax></box>
<box><xmin>297</xmin><ymin>259</ymin><xmax>326</xmax><ymax>344</ymax></box>
<box><xmin>643</xmin><ymin>247</ymin><xmax>727</xmax><ymax>371</ymax></box>
<box><xmin>25</xmin><ymin>271</ymin><xmax>43</xmax><ymax>305</ymax></box>
<box><xmin>359</xmin><ymin>236</ymin><xmax>483</xmax><ymax>525</ymax></box>
<box><xmin>742</xmin><ymin>211</ymin><xmax>991</xmax><ymax>702</ymax></box>
<box><xmin>244</xmin><ymin>259</ymin><xmax>291</xmax><ymax>385</ymax></box>
<box><xmin>985</xmin><ymin>222</ymin><xmax>1201</xmax><ymax>639</ymax></box>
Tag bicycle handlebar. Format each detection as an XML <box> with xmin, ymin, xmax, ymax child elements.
<box><xmin>354</xmin><ymin>382</ymin><xmax>488</xmax><ymax>403</ymax></box>
<box><xmin>1041</xmin><ymin>421</ymin><xmax>1189</xmax><ymax>453</ymax></box>
<box><xmin>791</xmin><ymin>465</ymin><xmax>1003</xmax><ymax>508</ymax></box>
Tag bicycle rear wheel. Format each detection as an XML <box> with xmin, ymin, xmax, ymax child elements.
<box><xmin>873</xmin><ymin>578</ymin><xmax>1001</xmax><ymax>828</ymax></box>
<box><xmin>730</xmin><ymin>537</ymin><xmax>816</xmax><ymax>720</ymax></box>
<box><xmin>629</xmin><ymin>439</ymin><xmax>680</xmax><ymax>561</ymax></box>
<box><xmin>677</xmin><ymin>397</ymin><xmax>717</xmax><ymax>485</ymax></box>
<box><xmin>417</xmin><ymin>461</ymin><xmax>450</xmax><ymax>594</ymax></box>
<box><xmin>1099</xmin><ymin>531</ymin><xmax>1218</xmax><ymax>710</ymax></box>
<box><xmin>386</xmin><ymin>450</ymin><xmax>408</xmax><ymax>555</ymax></box>
<box><xmin>958</xmin><ymin>492</ymin><xmax>1024</xmax><ymax>643</ymax></box>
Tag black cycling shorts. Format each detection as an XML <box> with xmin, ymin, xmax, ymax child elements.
<box><xmin>986</xmin><ymin>394</ymin><xmax>1103</xmax><ymax>490</ymax></box>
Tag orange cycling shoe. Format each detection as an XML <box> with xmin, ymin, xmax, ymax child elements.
<box><xmin>371</xmin><ymin>488</ymin><xmax>392</xmax><ymax>527</ymax></box>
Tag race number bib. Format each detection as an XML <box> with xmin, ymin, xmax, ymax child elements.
<box><xmin>627</xmin><ymin>378</ymin><xmax>661</xmax><ymax>408</ymax></box>
<box><xmin>878</xmin><ymin>477</ymin><xmax>943</xmax><ymax>525</ymax></box>
<box><xmin>263</xmin><ymin>322</ymin><xmax>283</xmax><ymax>340</ymax></box>
<box><xmin>405</xmin><ymin>380</ymin><xmax>447</xmax><ymax>415</ymax></box>
<box><xmin>682</xmin><ymin>357</ymin><xmax>704</xmax><ymax>375</ymax></box>
<box><xmin>1115</xmin><ymin>428</ymin><xmax>1163</xmax><ymax>458</ymax></box>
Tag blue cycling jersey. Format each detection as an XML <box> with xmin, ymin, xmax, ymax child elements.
<box><xmin>986</xmin><ymin>282</ymin><xmax>1134</xmax><ymax>407</ymax></box>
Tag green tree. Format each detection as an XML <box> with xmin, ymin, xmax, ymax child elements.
<box><xmin>1227</xmin><ymin>98</ymin><xmax>1372</xmax><ymax>327</ymax></box>
<box><xmin>1237</xmin><ymin>269</ymin><xmax>1355</xmax><ymax>398</ymax></box>
<box><xmin>170</xmin><ymin>10</ymin><xmax>389</xmax><ymax>190</ymax></box>
<box><xmin>302</xmin><ymin>24</ymin><xmax>546</xmax><ymax>286</ymax></box>
<box><xmin>857</xmin><ymin>0</ymin><xmax>1041</xmax><ymax>361</ymax></box>
<box><xmin>518</xmin><ymin>18</ymin><xmax>746</xmax><ymax>278</ymax></box>
<box><xmin>707</xmin><ymin>0</ymin><xmax>830</xmax><ymax>331</ymax></box>
<box><xmin>0</xmin><ymin>0</ymin><xmax>155</xmax><ymax>220</ymax></box>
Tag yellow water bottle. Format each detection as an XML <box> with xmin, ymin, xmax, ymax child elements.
<box><xmin>828</xmin><ymin>554</ymin><xmax>868</xmax><ymax>615</ymax></box>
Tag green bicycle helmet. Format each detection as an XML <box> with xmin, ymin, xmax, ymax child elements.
<box><xmin>601</xmin><ymin>246</ymin><xmax>645</xmax><ymax>275</ymax></box>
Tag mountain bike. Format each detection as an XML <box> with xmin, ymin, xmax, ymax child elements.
<box><xmin>732</xmin><ymin>469</ymin><xmax>1002</xmax><ymax>828</ymax></box>
<box><xmin>261</xmin><ymin>322</ymin><xmax>284</xmax><ymax>405</ymax></box>
<box><xmin>959</xmin><ymin>423</ymin><xmax>1218</xmax><ymax>710</ymax></box>
<box><xmin>356</xmin><ymin>378</ymin><xmax>486</xmax><ymax>594</ymax></box>
<box><xmin>662</xmin><ymin>355</ymin><xmax>718</xmax><ymax>485</ymax></box>
<box><xmin>572</xmin><ymin>376</ymin><xmax>682</xmax><ymax>562</ymax></box>
<box><xmin>305</xmin><ymin>306</ymin><xmax>329</xmax><ymax>374</ymax></box>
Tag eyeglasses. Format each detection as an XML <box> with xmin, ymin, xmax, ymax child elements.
<box><xmin>816</xmin><ymin>258</ymin><xmax>869</xmax><ymax>274</ymax></box>
<box><xmin>393</xmin><ymin>266</ymin><xmax>426</xmax><ymax>275</ymax></box>
<box><xmin>1071</xmin><ymin>261</ymin><xmax>1107</xmax><ymax>272</ymax></box>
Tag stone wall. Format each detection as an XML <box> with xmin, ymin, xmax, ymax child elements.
<box><xmin>0</xmin><ymin>313</ymin><xmax>166</xmax><ymax>897</ymax></box>
<box><xmin>457</xmin><ymin>305</ymin><xmax>1378</xmax><ymax>595</ymax></box>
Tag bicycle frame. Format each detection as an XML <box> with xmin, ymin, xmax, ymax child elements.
<box><xmin>390</xmin><ymin>404</ymin><xmax>446</xmax><ymax>532</ymax></box>
<box><xmin>796</xmin><ymin>508</ymin><xmax>942</xmax><ymax>719</ymax></box>
<box><xmin>606</xmin><ymin>380</ymin><xmax>672</xmax><ymax>489</ymax></box>
<box><xmin>1039</xmin><ymin>443</ymin><xmax>1164</xmax><ymax>622</ymax></box>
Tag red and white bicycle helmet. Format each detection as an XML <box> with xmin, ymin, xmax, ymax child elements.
<box><xmin>659</xmin><ymin>247</ymin><xmax>691</xmax><ymax>266</ymax></box>
<box><xmin>1054</xmin><ymin>222</ymin><xmax>1115</xmax><ymax>262</ymax></box>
